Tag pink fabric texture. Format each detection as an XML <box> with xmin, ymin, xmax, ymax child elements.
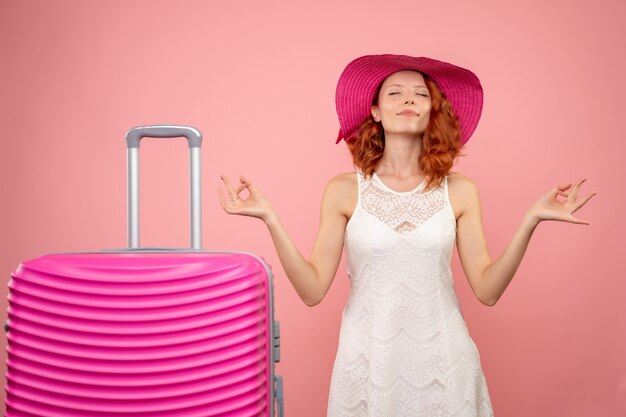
<box><xmin>335</xmin><ymin>54</ymin><xmax>483</xmax><ymax>145</ymax></box>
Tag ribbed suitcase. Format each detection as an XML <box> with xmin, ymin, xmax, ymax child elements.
<box><xmin>5</xmin><ymin>126</ymin><xmax>284</xmax><ymax>417</ymax></box>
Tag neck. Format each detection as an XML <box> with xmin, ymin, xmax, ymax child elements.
<box><xmin>376</xmin><ymin>132</ymin><xmax>423</xmax><ymax>177</ymax></box>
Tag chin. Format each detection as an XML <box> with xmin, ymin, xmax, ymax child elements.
<box><xmin>386</xmin><ymin>127</ymin><xmax>426</xmax><ymax>137</ymax></box>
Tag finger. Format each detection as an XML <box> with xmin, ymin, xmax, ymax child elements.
<box><xmin>235</xmin><ymin>183</ymin><xmax>247</xmax><ymax>194</ymax></box>
<box><xmin>570</xmin><ymin>191</ymin><xmax>597</xmax><ymax>214</ymax></box>
<box><xmin>549</xmin><ymin>211</ymin><xmax>590</xmax><ymax>225</ymax></box>
<box><xmin>241</xmin><ymin>176</ymin><xmax>260</xmax><ymax>193</ymax></box>
<box><xmin>553</xmin><ymin>184</ymin><xmax>571</xmax><ymax>199</ymax></box>
<box><xmin>220</xmin><ymin>187</ymin><xmax>246</xmax><ymax>215</ymax></box>
<box><xmin>220</xmin><ymin>175</ymin><xmax>239</xmax><ymax>200</ymax></box>
<box><xmin>217</xmin><ymin>187</ymin><xmax>229</xmax><ymax>210</ymax></box>
<box><xmin>567</xmin><ymin>178</ymin><xmax>586</xmax><ymax>204</ymax></box>
<box><xmin>217</xmin><ymin>186</ymin><xmax>234</xmax><ymax>210</ymax></box>
<box><xmin>240</xmin><ymin>175</ymin><xmax>251</xmax><ymax>191</ymax></box>
<box><xmin>235</xmin><ymin>176</ymin><xmax>252</xmax><ymax>196</ymax></box>
<box><xmin>568</xmin><ymin>215</ymin><xmax>590</xmax><ymax>225</ymax></box>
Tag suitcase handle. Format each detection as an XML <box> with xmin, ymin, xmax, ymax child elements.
<box><xmin>125</xmin><ymin>125</ymin><xmax>202</xmax><ymax>148</ymax></box>
<box><xmin>125</xmin><ymin>125</ymin><xmax>203</xmax><ymax>250</ymax></box>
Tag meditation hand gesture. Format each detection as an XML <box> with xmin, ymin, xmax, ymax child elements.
<box><xmin>217</xmin><ymin>175</ymin><xmax>275</xmax><ymax>222</ymax></box>
<box><xmin>527</xmin><ymin>178</ymin><xmax>597</xmax><ymax>225</ymax></box>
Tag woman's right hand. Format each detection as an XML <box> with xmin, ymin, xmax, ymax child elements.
<box><xmin>218</xmin><ymin>172</ymin><xmax>354</xmax><ymax>306</ymax></box>
<box><xmin>217</xmin><ymin>175</ymin><xmax>276</xmax><ymax>223</ymax></box>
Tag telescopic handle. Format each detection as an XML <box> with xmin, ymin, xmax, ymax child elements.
<box><xmin>125</xmin><ymin>125</ymin><xmax>202</xmax><ymax>149</ymax></box>
<box><xmin>125</xmin><ymin>125</ymin><xmax>203</xmax><ymax>250</ymax></box>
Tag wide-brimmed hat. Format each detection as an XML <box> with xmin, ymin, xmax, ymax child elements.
<box><xmin>335</xmin><ymin>54</ymin><xmax>483</xmax><ymax>145</ymax></box>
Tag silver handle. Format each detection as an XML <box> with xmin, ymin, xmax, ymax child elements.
<box><xmin>125</xmin><ymin>125</ymin><xmax>203</xmax><ymax>250</ymax></box>
<box><xmin>125</xmin><ymin>125</ymin><xmax>202</xmax><ymax>149</ymax></box>
<box><xmin>275</xmin><ymin>375</ymin><xmax>284</xmax><ymax>417</ymax></box>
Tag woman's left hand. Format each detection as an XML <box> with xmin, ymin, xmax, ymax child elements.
<box><xmin>527</xmin><ymin>178</ymin><xmax>597</xmax><ymax>225</ymax></box>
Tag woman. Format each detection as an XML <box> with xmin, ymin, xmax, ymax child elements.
<box><xmin>218</xmin><ymin>54</ymin><xmax>596</xmax><ymax>416</ymax></box>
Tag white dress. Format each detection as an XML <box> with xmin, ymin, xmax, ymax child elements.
<box><xmin>327</xmin><ymin>170</ymin><xmax>494</xmax><ymax>417</ymax></box>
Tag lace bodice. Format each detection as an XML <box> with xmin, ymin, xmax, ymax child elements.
<box><xmin>361</xmin><ymin>172</ymin><xmax>446</xmax><ymax>233</ymax></box>
<box><xmin>327</xmin><ymin>170</ymin><xmax>494</xmax><ymax>417</ymax></box>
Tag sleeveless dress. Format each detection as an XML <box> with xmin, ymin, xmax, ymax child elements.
<box><xmin>327</xmin><ymin>170</ymin><xmax>494</xmax><ymax>417</ymax></box>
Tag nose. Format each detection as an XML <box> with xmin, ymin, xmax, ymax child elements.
<box><xmin>404</xmin><ymin>97</ymin><xmax>415</xmax><ymax>105</ymax></box>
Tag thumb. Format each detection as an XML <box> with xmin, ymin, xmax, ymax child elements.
<box><xmin>240</xmin><ymin>175</ymin><xmax>258</xmax><ymax>192</ymax></box>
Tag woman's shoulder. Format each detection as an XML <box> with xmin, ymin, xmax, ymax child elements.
<box><xmin>447</xmin><ymin>171</ymin><xmax>477</xmax><ymax>190</ymax></box>
<box><xmin>326</xmin><ymin>171</ymin><xmax>358</xmax><ymax>190</ymax></box>
<box><xmin>322</xmin><ymin>172</ymin><xmax>358</xmax><ymax>217</ymax></box>
<box><xmin>447</xmin><ymin>171</ymin><xmax>480</xmax><ymax>216</ymax></box>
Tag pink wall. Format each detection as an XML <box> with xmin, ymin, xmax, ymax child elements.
<box><xmin>1</xmin><ymin>0</ymin><xmax>624</xmax><ymax>415</ymax></box>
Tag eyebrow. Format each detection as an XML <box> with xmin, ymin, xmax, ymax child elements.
<box><xmin>384</xmin><ymin>84</ymin><xmax>428</xmax><ymax>90</ymax></box>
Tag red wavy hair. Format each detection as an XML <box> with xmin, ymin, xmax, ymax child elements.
<box><xmin>346</xmin><ymin>72</ymin><xmax>465</xmax><ymax>192</ymax></box>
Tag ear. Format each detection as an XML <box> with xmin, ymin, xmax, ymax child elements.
<box><xmin>371</xmin><ymin>105</ymin><xmax>380</xmax><ymax>122</ymax></box>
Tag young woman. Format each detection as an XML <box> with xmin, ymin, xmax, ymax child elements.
<box><xmin>218</xmin><ymin>54</ymin><xmax>596</xmax><ymax>416</ymax></box>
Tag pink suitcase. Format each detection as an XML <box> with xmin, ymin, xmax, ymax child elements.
<box><xmin>5</xmin><ymin>126</ymin><xmax>284</xmax><ymax>417</ymax></box>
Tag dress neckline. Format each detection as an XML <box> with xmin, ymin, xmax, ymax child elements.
<box><xmin>372</xmin><ymin>171</ymin><xmax>427</xmax><ymax>195</ymax></box>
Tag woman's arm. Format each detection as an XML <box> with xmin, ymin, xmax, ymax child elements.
<box><xmin>218</xmin><ymin>174</ymin><xmax>354</xmax><ymax>306</ymax></box>
<box><xmin>453</xmin><ymin>175</ymin><xmax>596</xmax><ymax>306</ymax></box>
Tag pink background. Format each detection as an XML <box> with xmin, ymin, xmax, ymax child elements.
<box><xmin>1</xmin><ymin>0</ymin><xmax>624</xmax><ymax>416</ymax></box>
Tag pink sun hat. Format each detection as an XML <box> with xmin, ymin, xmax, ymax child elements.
<box><xmin>335</xmin><ymin>54</ymin><xmax>483</xmax><ymax>145</ymax></box>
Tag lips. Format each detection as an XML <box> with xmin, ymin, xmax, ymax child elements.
<box><xmin>398</xmin><ymin>110</ymin><xmax>418</xmax><ymax>116</ymax></box>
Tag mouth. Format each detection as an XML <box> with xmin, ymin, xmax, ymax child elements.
<box><xmin>398</xmin><ymin>110</ymin><xmax>419</xmax><ymax>116</ymax></box>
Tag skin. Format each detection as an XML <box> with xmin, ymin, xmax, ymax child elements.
<box><xmin>218</xmin><ymin>70</ymin><xmax>597</xmax><ymax>307</ymax></box>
